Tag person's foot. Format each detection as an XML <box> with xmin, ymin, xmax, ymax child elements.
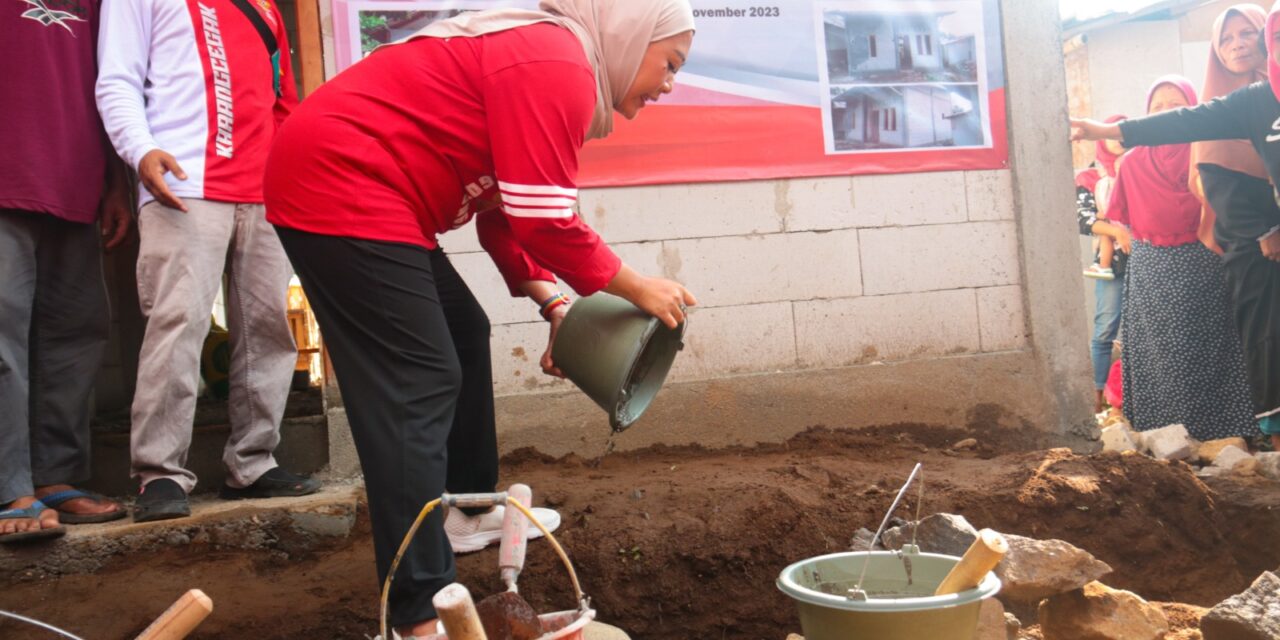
<box><xmin>444</xmin><ymin>504</ymin><xmax>562</xmax><ymax>554</ymax></box>
<box><xmin>219</xmin><ymin>467</ymin><xmax>321</xmax><ymax>500</ymax></box>
<box><xmin>134</xmin><ymin>478</ymin><xmax>191</xmax><ymax>523</ymax></box>
<box><xmin>1083</xmin><ymin>264</ymin><xmax>1116</xmax><ymax>280</ymax></box>
<box><xmin>35</xmin><ymin>485</ymin><xmax>127</xmax><ymax>524</ymax></box>
<box><xmin>0</xmin><ymin>496</ymin><xmax>64</xmax><ymax>543</ymax></box>
<box><xmin>1094</xmin><ymin>390</ymin><xmax>1105</xmax><ymax>415</ymax></box>
<box><xmin>1272</xmin><ymin>434</ymin><xmax>1280</xmax><ymax>452</ymax></box>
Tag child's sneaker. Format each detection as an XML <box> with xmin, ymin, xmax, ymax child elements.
<box><xmin>1083</xmin><ymin>264</ymin><xmax>1115</xmax><ymax>280</ymax></box>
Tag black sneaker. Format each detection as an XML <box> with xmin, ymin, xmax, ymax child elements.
<box><xmin>134</xmin><ymin>478</ymin><xmax>191</xmax><ymax>523</ymax></box>
<box><xmin>219</xmin><ymin>467</ymin><xmax>322</xmax><ymax>500</ymax></box>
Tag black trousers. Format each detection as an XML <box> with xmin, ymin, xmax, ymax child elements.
<box><xmin>276</xmin><ymin>227</ymin><xmax>498</xmax><ymax>626</ymax></box>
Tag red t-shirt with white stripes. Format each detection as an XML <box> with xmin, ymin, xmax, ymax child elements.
<box><xmin>263</xmin><ymin>23</ymin><xmax>621</xmax><ymax>296</ymax></box>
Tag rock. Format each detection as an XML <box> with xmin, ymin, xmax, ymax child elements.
<box><xmin>953</xmin><ymin>438</ymin><xmax>979</xmax><ymax>450</ymax></box>
<box><xmin>1197</xmin><ymin>438</ymin><xmax>1250</xmax><ymax>465</ymax></box>
<box><xmin>1039</xmin><ymin>581</ymin><xmax>1169</xmax><ymax>640</ymax></box>
<box><xmin>1209</xmin><ymin>446</ymin><xmax>1258</xmax><ymax>476</ymax></box>
<box><xmin>1256</xmin><ymin>452</ymin><xmax>1280</xmax><ymax>482</ymax></box>
<box><xmin>1200</xmin><ymin>571</ymin><xmax>1280</xmax><ymax>640</ymax></box>
<box><xmin>880</xmin><ymin>513</ymin><xmax>978</xmax><ymax>557</ymax></box>
<box><xmin>1143</xmin><ymin>424</ymin><xmax>1194</xmax><ymax>461</ymax></box>
<box><xmin>850</xmin><ymin>527</ymin><xmax>878</xmax><ymax>551</ymax></box>
<box><xmin>977</xmin><ymin>599</ymin><xmax>1019</xmax><ymax>640</ymax></box>
<box><xmin>1004</xmin><ymin>613</ymin><xmax>1022</xmax><ymax>639</ymax></box>
<box><xmin>995</xmin><ymin>534</ymin><xmax>1113</xmax><ymax>603</ymax></box>
<box><xmin>1100</xmin><ymin>424</ymin><xmax>1138</xmax><ymax>453</ymax></box>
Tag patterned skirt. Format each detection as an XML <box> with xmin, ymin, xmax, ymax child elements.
<box><xmin>1121</xmin><ymin>241</ymin><xmax>1258</xmax><ymax>440</ymax></box>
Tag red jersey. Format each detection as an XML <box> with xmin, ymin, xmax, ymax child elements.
<box><xmin>263</xmin><ymin>23</ymin><xmax>621</xmax><ymax>296</ymax></box>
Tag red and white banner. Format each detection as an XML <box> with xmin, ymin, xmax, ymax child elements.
<box><xmin>332</xmin><ymin>0</ymin><xmax>1009</xmax><ymax>187</ymax></box>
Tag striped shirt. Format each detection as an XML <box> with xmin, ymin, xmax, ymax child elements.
<box><xmin>96</xmin><ymin>0</ymin><xmax>297</xmax><ymax>206</ymax></box>
<box><xmin>264</xmin><ymin>23</ymin><xmax>620</xmax><ymax>296</ymax></box>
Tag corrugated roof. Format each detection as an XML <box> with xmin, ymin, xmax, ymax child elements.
<box><xmin>1061</xmin><ymin>0</ymin><xmax>1211</xmax><ymax>38</ymax></box>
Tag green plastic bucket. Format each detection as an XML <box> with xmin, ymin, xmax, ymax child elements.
<box><xmin>550</xmin><ymin>294</ymin><xmax>686</xmax><ymax>431</ymax></box>
<box><xmin>776</xmin><ymin>550</ymin><xmax>1001</xmax><ymax>640</ymax></box>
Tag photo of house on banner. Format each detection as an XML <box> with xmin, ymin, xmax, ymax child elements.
<box><xmin>820</xmin><ymin>2</ymin><xmax>982</xmax><ymax>84</ymax></box>
<box><xmin>826</xmin><ymin>84</ymin><xmax>983</xmax><ymax>152</ymax></box>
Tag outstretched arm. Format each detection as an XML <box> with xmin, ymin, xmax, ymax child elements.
<box><xmin>1071</xmin><ymin>88</ymin><xmax>1254</xmax><ymax>147</ymax></box>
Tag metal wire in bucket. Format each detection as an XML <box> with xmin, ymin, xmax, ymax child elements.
<box><xmin>848</xmin><ymin>462</ymin><xmax>923</xmax><ymax>600</ymax></box>
<box><xmin>0</xmin><ymin>609</ymin><xmax>86</xmax><ymax>640</ymax></box>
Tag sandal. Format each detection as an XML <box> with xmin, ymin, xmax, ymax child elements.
<box><xmin>0</xmin><ymin>500</ymin><xmax>66</xmax><ymax>544</ymax></box>
<box><xmin>39</xmin><ymin>489</ymin><xmax>128</xmax><ymax>524</ymax></box>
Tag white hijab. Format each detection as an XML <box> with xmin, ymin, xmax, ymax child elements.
<box><xmin>395</xmin><ymin>0</ymin><xmax>696</xmax><ymax>139</ymax></box>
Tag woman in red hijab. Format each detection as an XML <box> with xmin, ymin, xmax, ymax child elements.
<box><xmin>1100</xmin><ymin>76</ymin><xmax>1258</xmax><ymax>441</ymax></box>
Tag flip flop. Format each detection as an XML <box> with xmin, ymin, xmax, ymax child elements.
<box><xmin>38</xmin><ymin>489</ymin><xmax>128</xmax><ymax>524</ymax></box>
<box><xmin>0</xmin><ymin>500</ymin><xmax>67</xmax><ymax>544</ymax></box>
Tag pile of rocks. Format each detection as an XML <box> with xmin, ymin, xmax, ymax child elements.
<box><xmin>871</xmin><ymin>513</ymin><xmax>1280</xmax><ymax>639</ymax></box>
<box><xmin>1098</xmin><ymin>422</ymin><xmax>1280</xmax><ymax>481</ymax></box>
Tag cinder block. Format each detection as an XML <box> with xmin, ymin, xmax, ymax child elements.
<box><xmin>794</xmin><ymin>289</ymin><xmax>981</xmax><ymax>367</ymax></box>
<box><xmin>1196</xmin><ymin>437</ymin><xmax>1250</xmax><ymax>464</ymax></box>
<box><xmin>849</xmin><ymin>171</ymin><xmax>969</xmax><ymax>228</ymax></box>
<box><xmin>1257</xmin><ymin>452</ymin><xmax>1280</xmax><ymax>481</ymax></box>
<box><xmin>438</xmin><ymin>221</ymin><xmax>483</xmax><ymax>255</ymax></box>
<box><xmin>578</xmin><ymin>182</ymin><xmax>784</xmax><ymax>243</ymax></box>
<box><xmin>448</xmin><ymin>252</ymin><xmax>537</xmax><ymax>326</ymax></box>
<box><xmin>1143</xmin><ymin>424</ymin><xmax>1194</xmax><ymax>461</ymax></box>
<box><xmin>1210</xmin><ymin>445</ymin><xmax>1258</xmax><ymax>475</ymax></box>
<box><xmin>664</xmin><ymin>230</ymin><xmax>861</xmax><ymax>308</ymax></box>
<box><xmin>976</xmin><ymin>286</ymin><xmax>1028</xmax><ymax>351</ymax></box>
<box><xmin>1100</xmin><ymin>424</ymin><xmax>1138</xmax><ymax>452</ymax></box>
<box><xmin>668</xmin><ymin>303</ymin><xmax>797</xmax><ymax>381</ymax></box>
<box><xmin>860</xmin><ymin>221</ymin><xmax>1020</xmax><ymax>295</ymax></box>
<box><xmin>965</xmin><ymin>170</ymin><xmax>1016</xmax><ymax>222</ymax></box>
<box><xmin>490</xmin><ymin>322</ymin><xmax>573</xmax><ymax>397</ymax></box>
<box><xmin>782</xmin><ymin>176</ymin><xmax>862</xmax><ymax>231</ymax></box>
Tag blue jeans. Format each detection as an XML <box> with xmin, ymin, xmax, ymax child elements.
<box><xmin>1091</xmin><ymin>277</ymin><xmax>1124</xmax><ymax>390</ymax></box>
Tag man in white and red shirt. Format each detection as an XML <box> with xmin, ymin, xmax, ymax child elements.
<box><xmin>97</xmin><ymin>0</ymin><xmax>319</xmax><ymax>522</ymax></box>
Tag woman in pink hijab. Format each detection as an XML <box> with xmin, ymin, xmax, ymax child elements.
<box><xmin>1096</xmin><ymin>76</ymin><xmax>1258</xmax><ymax>441</ymax></box>
<box><xmin>1073</xmin><ymin>3</ymin><xmax>1280</xmax><ymax>449</ymax></box>
<box><xmin>264</xmin><ymin>2</ymin><xmax>697</xmax><ymax>635</ymax></box>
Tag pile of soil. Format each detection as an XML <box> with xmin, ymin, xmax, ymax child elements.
<box><xmin>6</xmin><ymin>423</ymin><xmax>1277</xmax><ymax>639</ymax></box>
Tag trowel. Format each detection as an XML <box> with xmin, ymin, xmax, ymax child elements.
<box><xmin>474</xmin><ymin>484</ymin><xmax>542</xmax><ymax>640</ymax></box>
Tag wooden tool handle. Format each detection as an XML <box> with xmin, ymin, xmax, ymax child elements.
<box><xmin>433</xmin><ymin>583</ymin><xmax>489</xmax><ymax>640</ymax></box>
<box><xmin>934</xmin><ymin>529</ymin><xmax>1008</xmax><ymax>596</ymax></box>
<box><xmin>134</xmin><ymin>589</ymin><xmax>214</xmax><ymax>640</ymax></box>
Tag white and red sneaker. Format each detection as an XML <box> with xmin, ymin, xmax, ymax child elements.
<box><xmin>443</xmin><ymin>504</ymin><xmax>562</xmax><ymax>554</ymax></box>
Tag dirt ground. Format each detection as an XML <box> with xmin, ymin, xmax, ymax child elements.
<box><xmin>5</xmin><ymin>422</ymin><xmax>1279</xmax><ymax>639</ymax></box>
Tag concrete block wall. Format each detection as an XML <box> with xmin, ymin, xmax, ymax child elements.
<box><xmin>438</xmin><ymin>169</ymin><xmax>1029</xmax><ymax>398</ymax></box>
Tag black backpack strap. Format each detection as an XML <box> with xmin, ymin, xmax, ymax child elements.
<box><xmin>227</xmin><ymin>0</ymin><xmax>283</xmax><ymax>97</ymax></box>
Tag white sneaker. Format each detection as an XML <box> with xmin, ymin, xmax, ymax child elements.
<box><xmin>444</xmin><ymin>504</ymin><xmax>562</xmax><ymax>554</ymax></box>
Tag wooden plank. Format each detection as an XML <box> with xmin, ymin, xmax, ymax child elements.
<box><xmin>295</xmin><ymin>0</ymin><xmax>325</xmax><ymax>96</ymax></box>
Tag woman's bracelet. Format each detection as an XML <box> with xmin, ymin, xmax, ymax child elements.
<box><xmin>539</xmin><ymin>292</ymin><xmax>571</xmax><ymax>321</ymax></box>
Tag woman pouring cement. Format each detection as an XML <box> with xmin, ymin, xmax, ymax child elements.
<box><xmin>263</xmin><ymin>1</ymin><xmax>697</xmax><ymax>636</ymax></box>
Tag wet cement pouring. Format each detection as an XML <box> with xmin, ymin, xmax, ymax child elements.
<box><xmin>4</xmin><ymin>421</ymin><xmax>1278</xmax><ymax>639</ymax></box>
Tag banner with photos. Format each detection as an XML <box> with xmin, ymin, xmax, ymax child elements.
<box><xmin>331</xmin><ymin>0</ymin><xmax>1008</xmax><ymax>187</ymax></box>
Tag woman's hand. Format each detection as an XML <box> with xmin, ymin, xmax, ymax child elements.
<box><xmin>605</xmin><ymin>265</ymin><xmax>697</xmax><ymax>329</ymax></box>
<box><xmin>541</xmin><ymin>303</ymin><xmax>568</xmax><ymax>378</ymax></box>
<box><xmin>1070</xmin><ymin>117</ymin><xmax>1123</xmax><ymax>143</ymax></box>
<box><xmin>1261</xmin><ymin>232</ymin><xmax>1280</xmax><ymax>262</ymax></box>
<box><xmin>1114</xmin><ymin>226</ymin><xmax>1132</xmax><ymax>254</ymax></box>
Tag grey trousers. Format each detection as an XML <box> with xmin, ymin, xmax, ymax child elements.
<box><xmin>0</xmin><ymin>209</ymin><xmax>110</xmax><ymax>504</ymax></box>
<box><xmin>131</xmin><ymin>200</ymin><xmax>295</xmax><ymax>493</ymax></box>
